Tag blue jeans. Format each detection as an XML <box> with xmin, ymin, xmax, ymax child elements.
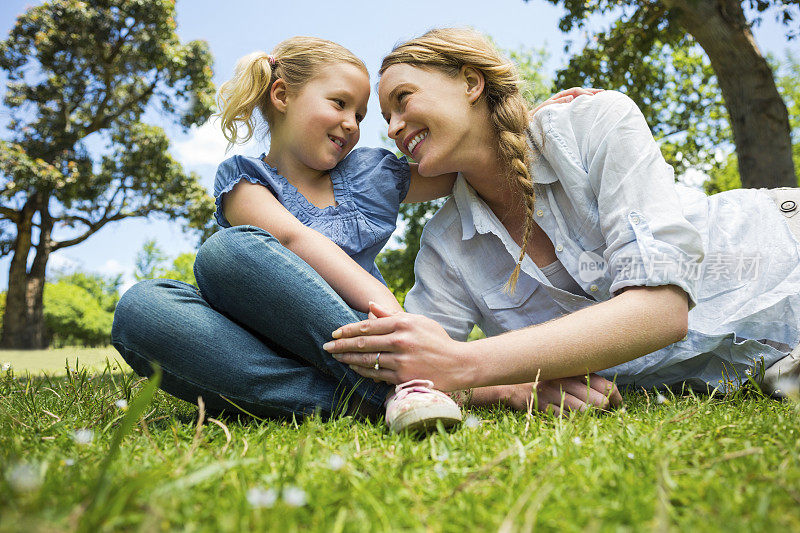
<box><xmin>111</xmin><ymin>225</ymin><xmax>393</xmax><ymax>419</ymax></box>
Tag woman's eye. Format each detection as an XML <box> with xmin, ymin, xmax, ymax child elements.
<box><xmin>356</xmin><ymin>114</ymin><xmax>364</xmax><ymax>123</ymax></box>
<box><xmin>397</xmin><ymin>91</ymin><xmax>409</xmax><ymax>104</ymax></box>
<box><xmin>333</xmin><ymin>99</ymin><xmax>345</xmax><ymax>108</ymax></box>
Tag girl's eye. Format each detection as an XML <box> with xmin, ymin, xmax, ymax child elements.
<box><xmin>355</xmin><ymin>114</ymin><xmax>364</xmax><ymax>123</ymax></box>
<box><xmin>333</xmin><ymin>99</ymin><xmax>345</xmax><ymax>108</ymax></box>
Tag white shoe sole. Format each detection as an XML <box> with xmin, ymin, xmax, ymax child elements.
<box><xmin>387</xmin><ymin>404</ymin><xmax>463</xmax><ymax>433</ymax></box>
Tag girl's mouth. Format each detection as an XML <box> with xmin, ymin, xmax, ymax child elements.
<box><xmin>329</xmin><ymin>135</ymin><xmax>345</xmax><ymax>150</ymax></box>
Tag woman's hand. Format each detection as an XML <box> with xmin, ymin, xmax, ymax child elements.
<box><xmin>323</xmin><ymin>302</ymin><xmax>471</xmax><ymax>391</ymax></box>
<box><xmin>473</xmin><ymin>374</ymin><xmax>623</xmax><ymax>416</ymax></box>
<box><xmin>530</xmin><ymin>87</ymin><xmax>604</xmax><ymax>116</ymax></box>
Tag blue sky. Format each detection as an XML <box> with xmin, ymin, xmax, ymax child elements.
<box><xmin>0</xmin><ymin>0</ymin><xmax>798</xmax><ymax>293</ymax></box>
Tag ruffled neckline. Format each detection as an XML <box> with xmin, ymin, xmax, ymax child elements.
<box><xmin>257</xmin><ymin>153</ymin><xmax>351</xmax><ymax>217</ymax></box>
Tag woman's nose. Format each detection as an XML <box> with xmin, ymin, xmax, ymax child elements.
<box><xmin>387</xmin><ymin>115</ymin><xmax>404</xmax><ymax>139</ymax></box>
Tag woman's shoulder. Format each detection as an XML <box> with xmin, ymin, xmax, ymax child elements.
<box><xmin>530</xmin><ymin>90</ymin><xmax>640</xmax><ymax>142</ymax></box>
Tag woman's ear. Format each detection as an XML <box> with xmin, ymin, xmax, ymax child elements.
<box><xmin>270</xmin><ymin>78</ymin><xmax>289</xmax><ymax>114</ymax></box>
<box><xmin>461</xmin><ymin>66</ymin><xmax>485</xmax><ymax>105</ymax></box>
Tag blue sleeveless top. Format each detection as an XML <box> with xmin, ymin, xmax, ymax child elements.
<box><xmin>213</xmin><ymin>147</ymin><xmax>411</xmax><ymax>285</ymax></box>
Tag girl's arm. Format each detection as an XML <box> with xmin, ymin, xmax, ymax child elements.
<box><xmin>223</xmin><ymin>180</ymin><xmax>404</xmax><ymax>314</ymax></box>
<box><xmin>401</xmin><ymin>165</ymin><xmax>456</xmax><ymax>203</ymax></box>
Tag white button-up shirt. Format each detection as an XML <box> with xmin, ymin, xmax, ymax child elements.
<box><xmin>405</xmin><ymin>91</ymin><xmax>800</xmax><ymax>391</ymax></box>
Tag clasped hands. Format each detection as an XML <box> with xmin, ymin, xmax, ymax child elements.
<box><xmin>323</xmin><ymin>301</ymin><xmax>623</xmax><ymax>415</ymax></box>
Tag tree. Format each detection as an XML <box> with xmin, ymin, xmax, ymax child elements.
<box><xmin>706</xmin><ymin>52</ymin><xmax>800</xmax><ymax>193</ymax></box>
<box><xmin>537</xmin><ymin>0</ymin><xmax>798</xmax><ymax>188</ymax></box>
<box><xmin>0</xmin><ymin>0</ymin><xmax>217</xmax><ymax>348</ymax></box>
<box><xmin>134</xmin><ymin>238</ymin><xmax>196</xmax><ymax>285</ymax></box>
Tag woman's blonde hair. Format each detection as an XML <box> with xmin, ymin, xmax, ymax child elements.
<box><xmin>216</xmin><ymin>36</ymin><xmax>368</xmax><ymax>151</ymax></box>
<box><xmin>380</xmin><ymin>28</ymin><xmax>535</xmax><ymax>293</ymax></box>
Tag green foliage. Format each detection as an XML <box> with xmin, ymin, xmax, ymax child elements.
<box><xmin>43</xmin><ymin>279</ymin><xmax>115</xmax><ymax>348</ymax></box>
<box><xmin>135</xmin><ymin>238</ymin><xmax>196</xmax><ymax>285</ymax></box>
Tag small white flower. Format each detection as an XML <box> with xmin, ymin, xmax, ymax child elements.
<box><xmin>618</xmin><ymin>407</ymin><xmax>627</xmax><ymax>414</ymax></box>
<box><xmin>72</xmin><ymin>429</ymin><xmax>94</xmax><ymax>445</ymax></box>
<box><xmin>572</xmin><ymin>436</ymin><xmax>582</xmax><ymax>445</ymax></box>
<box><xmin>282</xmin><ymin>485</ymin><xmax>307</xmax><ymax>507</ymax></box>
<box><xmin>627</xmin><ymin>453</ymin><xmax>635</xmax><ymax>459</ymax></box>
<box><xmin>64</xmin><ymin>459</ymin><xmax>75</xmax><ymax>467</ymax></box>
<box><xmin>464</xmin><ymin>414</ymin><xmax>480</xmax><ymax>428</ymax></box>
<box><xmin>1</xmin><ymin>362</ymin><xmax>10</xmax><ymax>372</ymax></box>
<box><xmin>434</xmin><ymin>463</ymin><xmax>447</xmax><ymax>479</ymax></box>
<box><xmin>656</xmin><ymin>394</ymin><xmax>667</xmax><ymax>404</ymax></box>
<box><xmin>327</xmin><ymin>454</ymin><xmax>345</xmax><ymax>471</ymax></box>
<box><xmin>246</xmin><ymin>487</ymin><xmax>277</xmax><ymax>508</ymax></box>
<box><xmin>114</xmin><ymin>399</ymin><xmax>128</xmax><ymax>409</ymax></box>
<box><xmin>434</xmin><ymin>449</ymin><xmax>450</xmax><ymax>462</ymax></box>
<box><xmin>6</xmin><ymin>462</ymin><xmax>42</xmax><ymax>492</ymax></box>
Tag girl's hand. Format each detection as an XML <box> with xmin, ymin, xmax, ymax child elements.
<box><xmin>476</xmin><ymin>374</ymin><xmax>622</xmax><ymax>416</ymax></box>
<box><xmin>531</xmin><ymin>87</ymin><xmax>604</xmax><ymax>116</ymax></box>
<box><xmin>323</xmin><ymin>302</ymin><xmax>470</xmax><ymax>391</ymax></box>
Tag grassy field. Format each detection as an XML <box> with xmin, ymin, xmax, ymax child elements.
<box><xmin>0</xmin><ymin>346</ymin><xmax>125</xmax><ymax>376</ymax></box>
<box><xmin>1</xmin><ymin>352</ymin><xmax>800</xmax><ymax>532</ymax></box>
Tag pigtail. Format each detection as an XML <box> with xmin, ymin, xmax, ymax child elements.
<box><xmin>216</xmin><ymin>51</ymin><xmax>274</xmax><ymax>151</ymax></box>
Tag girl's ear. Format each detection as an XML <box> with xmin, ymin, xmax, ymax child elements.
<box><xmin>461</xmin><ymin>66</ymin><xmax>485</xmax><ymax>105</ymax></box>
<box><xmin>270</xmin><ymin>78</ymin><xmax>289</xmax><ymax>113</ymax></box>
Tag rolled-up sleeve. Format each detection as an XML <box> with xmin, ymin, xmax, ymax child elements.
<box><xmin>579</xmin><ymin>92</ymin><xmax>705</xmax><ymax>308</ymax></box>
<box><xmin>404</xmin><ymin>227</ymin><xmax>481</xmax><ymax>342</ymax></box>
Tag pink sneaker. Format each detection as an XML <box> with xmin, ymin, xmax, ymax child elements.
<box><xmin>384</xmin><ymin>379</ymin><xmax>463</xmax><ymax>433</ymax></box>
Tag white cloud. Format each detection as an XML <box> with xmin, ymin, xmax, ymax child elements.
<box><xmin>98</xmin><ymin>259</ymin><xmax>126</xmax><ymax>275</ymax></box>
<box><xmin>48</xmin><ymin>253</ymin><xmax>80</xmax><ymax>271</ymax></box>
<box><xmin>172</xmin><ymin>119</ymin><xmax>264</xmax><ymax>167</ymax></box>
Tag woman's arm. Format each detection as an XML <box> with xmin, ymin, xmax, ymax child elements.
<box><xmin>223</xmin><ymin>180</ymin><xmax>403</xmax><ymax>314</ymax></box>
<box><xmin>323</xmin><ymin>284</ymin><xmax>687</xmax><ymax>391</ymax></box>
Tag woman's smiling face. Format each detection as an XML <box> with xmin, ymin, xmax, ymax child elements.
<box><xmin>378</xmin><ymin>64</ymin><xmax>476</xmax><ymax>177</ymax></box>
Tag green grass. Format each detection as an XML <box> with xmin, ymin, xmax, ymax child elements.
<box><xmin>0</xmin><ymin>346</ymin><xmax>124</xmax><ymax>376</ymax></box>
<box><xmin>1</xmin><ymin>355</ymin><xmax>800</xmax><ymax>532</ymax></box>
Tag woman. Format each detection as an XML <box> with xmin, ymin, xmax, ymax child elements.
<box><xmin>324</xmin><ymin>28</ymin><xmax>800</xmax><ymax>410</ymax></box>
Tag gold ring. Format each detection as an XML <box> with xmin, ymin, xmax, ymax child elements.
<box><xmin>374</xmin><ymin>352</ymin><xmax>381</xmax><ymax>371</ymax></box>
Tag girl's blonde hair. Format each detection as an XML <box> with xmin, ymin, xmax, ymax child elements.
<box><xmin>380</xmin><ymin>28</ymin><xmax>535</xmax><ymax>293</ymax></box>
<box><xmin>216</xmin><ymin>36</ymin><xmax>368</xmax><ymax>150</ymax></box>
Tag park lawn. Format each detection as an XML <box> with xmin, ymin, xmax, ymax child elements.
<box><xmin>0</xmin><ymin>346</ymin><xmax>125</xmax><ymax>376</ymax></box>
<box><xmin>1</xmin><ymin>356</ymin><xmax>800</xmax><ymax>532</ymax></box>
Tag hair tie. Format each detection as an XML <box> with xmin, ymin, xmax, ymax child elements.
<box><xmin>267</xmin><ymin>55</ymin><xmax>276</xmax><ymax>67</ymax></box>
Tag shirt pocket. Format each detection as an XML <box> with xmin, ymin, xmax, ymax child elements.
<box><xmin>481</xmin><ymin>275</ymin><xmax>556</xmax><ymax>331</ymax></box>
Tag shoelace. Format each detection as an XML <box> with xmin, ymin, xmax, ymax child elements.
<box><xmin>386</xmin><ymin>379</ymin><xmax>437</xmax><ymax>406</ymax></box>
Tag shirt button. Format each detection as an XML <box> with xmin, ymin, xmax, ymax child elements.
<box><xmin>590</xmin><ymin>284</ymin><xmax>598</xmax><ymax>292</ymax></box>
<box><xmin>536</xmin><ymin>209</ymin><xmax>544</xmax><ymax>217</ymax></box>
<box><xmin>630</xmin><ymin>215</ymin><xmax>640</xmax><ymax>225</ymax></box>
<box><xmin>556</xmin><ymin>244</ymin><xmax>563</xmax><ymax>252</ymax></box>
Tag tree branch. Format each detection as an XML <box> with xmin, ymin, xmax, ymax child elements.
<box><xmin>0</xmin><ymin>206</ymin><xmax>21</xmax><ymax>223</ymax></box>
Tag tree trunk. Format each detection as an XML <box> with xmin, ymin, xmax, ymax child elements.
<box><xmin>665</xmin><ymin>0</ymin><xmax>795</xmax><ymax>188</ymax></box>
<box><xmin>1</xmin><ymin>196</ymin><xmax>52</xmax><ymax>349</ymax></box>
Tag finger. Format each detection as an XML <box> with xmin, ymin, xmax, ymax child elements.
<box><xmin>537</xmin><ymin>386</ymin><xmax>587</xmax><ymax>413</ymax></box>
<box><xmin>348</xmin><ymin>364</ymin><xmax>397</xmax><ymax>384</ymax></box>
<box><xmin>333</xmin><ymin>351</ymin><xmax>395</xmax><ymax>370</ymax></box>
<box><xmin>331</xmin><ymin>317</ymin><xmax>396</xmax><ymax>340</ymax></box>
<box><xmin>369</xmin><ymin>301</ymin><xmax>397</xmax><ymax>318</ymax></box>
<box><xmin>324</xmin><ymin>333</ymin><xmax>398</xmax><ymax>355</ymax></box>
<box><xmin>586</xmin><ymin>374</ymin><xmax>623</xmax><ymax>407</ymax></box>
<box><xmin>559</xmin><ymin>380</ymin><xmax>610</xmax><ymax>410</ymax></box>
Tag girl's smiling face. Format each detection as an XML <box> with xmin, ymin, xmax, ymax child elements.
<box><xmin>274</xmin><ymin>62</ymin><xmax>370</xmax><ymax>172</ymax></box>
<box><xmin>378</xmin><ymin>64</ymin><xmax>478</xmax><ymax>177</ymax></box>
